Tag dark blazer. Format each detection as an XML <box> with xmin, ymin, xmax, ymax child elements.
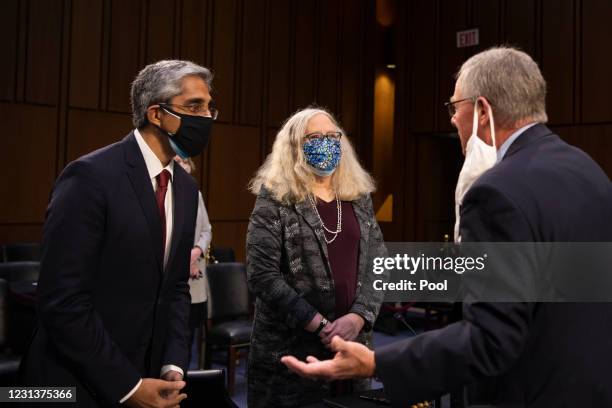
<box><xmin>376</xmin><ymin>124</ymin><xmax>612</xmax><ymax>407</ymax></box>
<box><xmin>21</xmin><ymin>133</ymin><xmax>198</xmax><ymax>406</ymax></box>
<box><xmin>246</xmin><ymin>187</ymin><xmax>388</xmax><ymax>408</ymax></box>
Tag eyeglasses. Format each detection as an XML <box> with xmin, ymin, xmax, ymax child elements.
<box><xmin>160</xmin><ymin>102</ymin><xmax>218</xmax><ymax>120</ymax></box>
<box><xmin>303</xmin><ymin>131</ymin><xmax>343</xmax><ymax>142</ymax></box>
<box><xmin>443</xmin><ymin>97</ymin><xmax>475</xmax><ymax>117</ymax></box>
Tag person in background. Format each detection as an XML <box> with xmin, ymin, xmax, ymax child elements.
<box><xmin>246</xmin><ymin>107</ymin><xmax>389</xmax><ymax>407</ymax></box>
<box><xmin>173</xmin><ymin>155</ymin><xmax>212</xmax><ymax>368</ymax></box>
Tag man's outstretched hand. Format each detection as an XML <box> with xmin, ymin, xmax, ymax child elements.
<box><xmin>281</xmin><ymin>335</ymin><xmax>376</xmax><ymax>380</ymax></box>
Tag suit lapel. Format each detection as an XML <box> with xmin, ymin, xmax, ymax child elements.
<box><xmin>123</xmin><ymin>133</ymin><xmax>164</xmax><ymax>274</ymax></box>
<box><xmin>165</xmin><ymin>173</ymin><xmax>185</xmax><ymax>275</ymax></box>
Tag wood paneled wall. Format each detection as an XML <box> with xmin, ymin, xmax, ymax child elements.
<box><xmin>2</xmin><ymin>0</ymin><xmax>611</xmax><ymax>252</ymax></box>
<box><xmin>0</xmin><ymin>0</ymin><xmax>376</xmax><ymax>261</ymax></box>
<box><xmin>389</xmin><ymin>0</ymin><xmax>612</xmax><ymax>242</ymax></box>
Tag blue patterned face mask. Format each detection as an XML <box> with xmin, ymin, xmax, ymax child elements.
<box><xmin>302</xmin><ymin>137</ymin><xmax>342</xmax><ymax>177</ymax></box>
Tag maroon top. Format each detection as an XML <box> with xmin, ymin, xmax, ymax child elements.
<box><xmin>316</xmin><ymin>198</ymin><xmax>361</xmax><ymax>316</ymax></box>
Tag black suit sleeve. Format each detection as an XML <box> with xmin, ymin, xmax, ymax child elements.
<box><xmin>37</xmin><ymin>161</ymin><xmax>141</xmax><ymax>403</ymax></box>
<box><xmin>375</xmin><ymin>184</ymin><xmax>534</xmax><ymax>406</ymax></box>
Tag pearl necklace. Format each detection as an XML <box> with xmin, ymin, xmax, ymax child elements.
<box><xmin>308</xmin><ymin>193</ymin><xmax>342</xmax><ymax>244</ymax></box>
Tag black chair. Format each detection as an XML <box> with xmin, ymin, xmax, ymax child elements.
<box><xmin>205</xmin><ymin>262</ymin><xmax>252</xmax><ymax>395</ymax></box>
<box><xmin>210</xmin><ymin>247</ymin><xmax>236</xmax><ymax>263</ymax></box>
<box><xmin>0</xmin><ymin>279</ymin><xmax>21</xmax><ymax>385</ymax></box>
<box><xmin>3</xmin><ymin>243</ymin><xmax>41</xmax><ymax>262</ymax></box>
<box><xmin>183</xmin><ymin>369</ymin><xmax>238</xmax><ymax>408</ymax></box>
<box><xmin>0</xmin><ymin>262</ymin><xmax>40</xmax><ymax>283</ymax></box>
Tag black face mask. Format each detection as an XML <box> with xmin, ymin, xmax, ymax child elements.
<box><xmin>158</xmin><ymin>104</ymin><xmax>213</xmax><ymax>158</ymax></box>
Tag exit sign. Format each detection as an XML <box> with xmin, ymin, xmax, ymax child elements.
<box><xmin>456</xmin><ymin>28</ymin><xmax>480</xmax><ymax>48</ymax></box>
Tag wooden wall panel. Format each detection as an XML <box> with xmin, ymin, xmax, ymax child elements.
<box><xmin>542</xmin><ymin>0</ymin><xmax>574</xmax><ymax>125</ymax></box>
<box><xmin>437</xmin><ymin>0</ymin><xmax>467</xmax><ymax>132</ymax></box>
<box><xmin>408</xmin><ymin>0</ymin><xmax>436</xmax><ymax>132</ymax></box>
<box><xmin>211</xmin><ymin>0</ymin><xmax>238</xmax><ymax>123</ymax></box>
<box><xmin>554</xmin><ymin>125</ymin><xmax>612</xmax><ymax>178</ymax></box>
<box><xmin>210</xmin><ymin>221</ymin><xmax>249</xmax><ymax>262</ymax></box>
<box><xmin>339</xmin><ymin>0</ymin><xmax>366</xmax><ymax>138</ymax></box>
<box><xmin>414</xmin><ymin>134</ymin><xmax>462</xmax><ymax>241</ymax></box>
<box><xmin>207</xmin><ymin>124</ymin><xmax>259</xmax><ymax>220</ymax></box>
<box><xmin>66</xmin><ymin>109</ymin><xmax>132</xmax><ymax>161</ymax></box>
<box><xmin>107</xmin><ymin>0</ymin><xmax>142</xmax><ymax>112</ymax></box>
<box><xmin>238</xmin><ymin>0</ymin><xmax>265</xmax><ymax>126</ymax></box>
<box><xmin>0</xmin><ymin>225</ymin><xmax>44</xmax><ymax>245</ymax></box>
<box><xmin>503</xmin><ymin>0</ymin><xmax>537</xmax><ymax>57</ymax></box>
<box><xmin>470</xmin><ymin>0</ymin><xmax>500</xmax><ymax>54</ymax></box>
<box><xmin>293</xmin><ymin>0</ymin><xmax>317</xmax><ymax>110</ymax></box>
<box><xmin>0</xmin><ymin>0</ymin><xmax>19</xmax><ymax>101</ymax></box>
<box><xmin>25</xmin><ymin>0</ymin><xmax>63</xmax><ymax>105</ymax></box>
<box><xmin>69</xmin><ymin>0</ymin><xmax>104</xmax><ymax>109</ymax></box>
<box><xmin>180</xmin><ymin>0</ymin><xmax>208</xmax><ymax>65</ymax></box>
<box><xmin>316</xmin><ymin>0</ymin><xmax>341</xmax><ymax>112</ymax></box>
<box><xmin>581</xmin><ymin>1</ymin><xmax>612</xmax><ymax>123</ymax></box>
<box><xmin>0</xmin><ymin>103</ymin><xmax>57</xmax><ymax>223</ymax></box>
<box><xmin>266</xmin><ymin>0</ymin><xmax>291</xmax><ymax>127</ymax></box>
<box><xmin>146</xmin><ymin>0</ymin><xmax>176</xmax><ymax>64</ymax></box>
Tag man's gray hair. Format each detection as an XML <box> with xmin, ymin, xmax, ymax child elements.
<box><xmin>456</xmin><ymin>46</ymin><xmax>547</xmax><ymax>127</ymax></box>
<box><xmin>130</xmin><ymin>60</ymin><xmax>213</xmax><ymax>128</ymax></box>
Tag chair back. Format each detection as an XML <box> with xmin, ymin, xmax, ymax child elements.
<box><xmin>0</xmin><ymin>262</ymin><xmax>40</xmax><ymax>283</ymax></box>
<box><xmin>183</xmin><ymin>369</ymin><xmax>237</xmax><ymax>408</ymax></box>
<box><xmin>0</xmin><ymin>279</ymin><xmax>7</xmax><ymax>349</ymax></box>
<box><xmin>3</xmin><ymin>243</ymin><xmax>41</xmax><ymax>262</ymax></box>
<box><xmin>210</xmin><ymin>247</ymin><xmax>236</xmax><ymax>263</ymax></box>
<box><xmin>206</xmin><ymin>262</ymin><xmax>249</xmax><ymax>321</ymax></box>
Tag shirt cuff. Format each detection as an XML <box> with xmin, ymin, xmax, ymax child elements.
<box><xmin>119</xmin><ymin>378</ymin><xmax>142</xmax><ymax>403</ymax></box>
<box><xmin>161</xmin><ymin>364</ymin><xmax>184</xmax><ymax>377</ymax></box>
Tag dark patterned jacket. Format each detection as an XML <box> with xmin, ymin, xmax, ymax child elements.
<box><xmin>246</xmin><ymin>187</ymin><xmax>388</xmax><ymax>407</ymax></box>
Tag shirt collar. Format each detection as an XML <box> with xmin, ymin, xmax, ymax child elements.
<box><xmin>134</xmin><ymin>129</ymin><xmax>174</xmax><ymax>181</ymax></box>
<box><xmin>496</xmin><ymin>122</ymin><xmax>538</xmax><ymax>163</ymax></box>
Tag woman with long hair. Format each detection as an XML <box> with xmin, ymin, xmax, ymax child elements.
<box><xmin>246</xmin><ymin>107</ymin><xmax>388</xmax><ymax>407</ymax></box>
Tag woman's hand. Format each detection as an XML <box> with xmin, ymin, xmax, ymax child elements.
<box><xmin>190</xmin><ymin>246</ymin><xmax>203</xmax><ymax>278</ymax></box>
<box><xmin>321</xmin><ymin>313</ymin><xmax>364</xmax><ymax>345</ymax></box>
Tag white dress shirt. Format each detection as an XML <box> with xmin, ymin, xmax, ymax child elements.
<box><xmin>120</xmin><ymin>129</ymin><xmax>183</xmax><ymax>403</ymax></box>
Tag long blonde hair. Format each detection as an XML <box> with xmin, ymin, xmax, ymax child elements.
<box><xmin>249</xmin><ymin>107</ymin><xmax>375</xmax><ymax>204</ymax></box>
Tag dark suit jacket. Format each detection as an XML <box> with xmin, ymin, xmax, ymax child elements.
<box><xmin>376</xmin><ymin>124</ymin><xmax>612</xmax><ymax>407</ymax></box>
<box><xmin>21</xmin><ymin>133</ymin><xmax>198</xmax><ymax>406</ymax></box>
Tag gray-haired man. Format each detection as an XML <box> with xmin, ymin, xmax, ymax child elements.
<box><xmin>22</xmin><ymin>60</ymin><xmax>216</xmax><ymax>407</ymax></box>
<box><xmin>282</xmin><ymin>47</ymin><xmax>612</xmax><ymax>407</ymax></box>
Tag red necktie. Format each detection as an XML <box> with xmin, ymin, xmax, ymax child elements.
<box><xmin>155</xmin><ymin>169</ymin><xmax>171</xmax><ymax>251</ymax></box>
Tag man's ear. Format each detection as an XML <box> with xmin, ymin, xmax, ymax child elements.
<box><xmin>478</xmin><ymin>97</ymin><xmax>492</xmax><ymax>127</ymax></box>
<box><xmin>147</xmin><ymin>105</ymin><xmax>162</xmax><ymax>127</ymax></box>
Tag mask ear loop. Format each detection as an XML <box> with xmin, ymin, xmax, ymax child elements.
<box><xmin>486</xmin><ymin>101</ymin><xmax>497</xmax><ymax>149</ymax></box>
<box><xmin>471</xmin><ymin>98</ymin><xmax>480</xmax><ymax>142</ymax></box>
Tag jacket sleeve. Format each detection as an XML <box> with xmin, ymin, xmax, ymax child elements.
<box><xmin>37</xmin><ymin>160</ymin><xmax>142</xmax><ymax>403</ymax></box>
<box><xmin>194</xmin><ymin>191</ymin><xmax>212</xmax><ymax>251</ymax></box>
<box><xmin>375</xmin><ymin>183</ymin><xmax>533</xmax><ymax>407</ymax></box>
<box><xmin>349</xmin><ymin>195</ymin><xmax>389</xmax><ymax>331</ymax></box>
<box><xmin>246</xmin><ymin>194</ymin><xmax>318</xmax><ymax>329</ymax></box>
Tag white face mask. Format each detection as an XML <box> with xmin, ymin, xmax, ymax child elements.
<box><xmin>454</xmin><ymin>99</ymin><xmax>497</xmax><ymax>242</ymax></box>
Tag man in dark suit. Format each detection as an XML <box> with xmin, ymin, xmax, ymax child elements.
<box><xmin>22</xmin><ymin>60</ymin><xmax>216</xmax><ymax>407</ymax></box>
<box><xmin>282</xmin><ymin>47</ymin><xmax>612</xmax><ymax>407</ymax></box>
